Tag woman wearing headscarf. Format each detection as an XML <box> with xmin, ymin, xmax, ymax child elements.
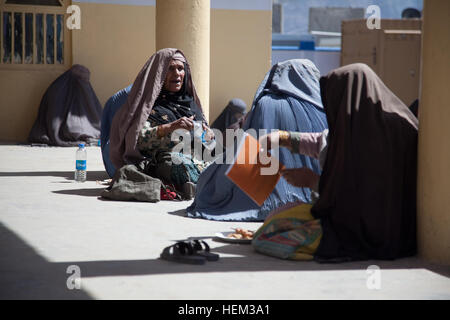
<box><xmin>186</xmin><ymin>59</ymin><xmax>328</xmax><ymax>221</ymax></box>
<box><xmin>253</xmin><ymin>63</ymin><xmax>418</xmax><ymax>262</ymax></box>
<box><xmin>211</xmin><ymin>98</ymin><xmax>247</xmax><ymax>150</ymax></box>
<box><xmin>28</xmin><ymin>64</ymin><xmax>102</xmax><ymax>146</ymax></box>
<box><xmin>109</xmin><ymin>48</ymin><xmax>212</xmax><ymax>198</ymax></box>
<box><xmin>211</xmin><ymin>98</ymin><xmax>247</xmax><ymax>133</ymax></box>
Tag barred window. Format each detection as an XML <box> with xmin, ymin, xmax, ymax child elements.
<box><xmin>0</xmin><ymin>0</ymin><xmax>69</xmax><ymax>68</ymax></box>
<box><xmin>6</xmin><ymin>1</ymin><xmax>62</xmax><ymax>5</ymax></box>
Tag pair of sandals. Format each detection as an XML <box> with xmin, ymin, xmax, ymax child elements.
<box><xmin>160</xmin><ymin>240</ymin><xmax>219</xmax><ymax>265</ymax></box>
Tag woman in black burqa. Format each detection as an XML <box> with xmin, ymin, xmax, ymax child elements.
<box><xmin>211</xmin><ymin>98</ymin><xmax>247</xmax><ymax>133</ymax></box>
<box><xmin>28</xmin><ymin>64</ymin><xmax>102</xmax><ymax>146</ymax></box>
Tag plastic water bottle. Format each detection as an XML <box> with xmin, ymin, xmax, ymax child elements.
<box><xmin>193</xmin><ymin>121</ymin><xmax>216</xmax><ymax>151</ymax></box>
<box><xmin>201</xmin><ymin>130</ymin><xmax>216</xmax><ymax>150</ymax></box>
<box><xmin>192</xmin><ymin>121</ymin><xmax>204</xmax><ymax>142</ymax></box>
<box><xmin>75</xmin><ymin>143</ymin><xmax>87</xmax><ymax>182</ymax></box>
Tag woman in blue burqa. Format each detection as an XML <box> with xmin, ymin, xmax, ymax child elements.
<box><xmin>186</xmin><ymin>59</ymin><xmax>328</xmax><ymax>221</ymax></box>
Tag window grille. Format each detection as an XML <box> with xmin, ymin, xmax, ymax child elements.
<box><xmin>0</xmin><ymin>0</ymin><xmax>70</xmax><ymax>68</ymax></box>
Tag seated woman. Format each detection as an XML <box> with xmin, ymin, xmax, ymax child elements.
<box><xmin>211</xmin><ymin>98</ymin><xmax>247</xmax><ymax>133</ymax></box>
<box><xmin>211</xmin><ymin>98</ymin><xmax>247</xmax><ymax>150</ymax></box>
<box><xmin>101</xmin><ymin>84</ymin><xmax>132</xmax><ymax>178</ymax></box>
<box><xmin>28</xmin><ymin>64</ymin><xmax>102</xmax><ymax>146</ymax></box>
<box><xmin>253</xmin><ymin>63</ymin><xmax>418</xmax><ymax>262</ymax></box>
<box><xmin>186</xmin><ymin>59</ymin><xmax>328</xmax><ymax>221</ymax></box>
<box><xmin>109</xmin><ymin>48</ymin><xmax>212</xmax><ymax>199</ymax></box>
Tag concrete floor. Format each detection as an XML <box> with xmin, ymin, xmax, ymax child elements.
<box><xmin>0</xmin><ymin>144</ymin><xmax>449</xmax><ymax>300</ymax></box>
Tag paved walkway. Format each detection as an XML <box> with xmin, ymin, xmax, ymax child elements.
<box><xmin>0</xmin><ymin>145</ymin><xmax>449</xmax><ymax>299</ymax></box>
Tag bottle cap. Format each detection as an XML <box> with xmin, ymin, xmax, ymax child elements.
<box><xmin>78</xmin><ymin>143</ymin><xmax>85</xmax><ymax>148</ymax></box>
<box><xmin>201</xmin><ymin>130</ymin><xmax>206</xmax><ymax>143</ymax></box>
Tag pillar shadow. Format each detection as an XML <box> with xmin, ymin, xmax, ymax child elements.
<box><xmin>0</xmin><ymin>171</ymin><xmax>109</xmax><ymax>182</ymax></box>
<box><xmin>53</xmin><ymin>246</ymin><xmax>450</xmax><ymax>279</ymax></box>
<box><xmin>0</xmin><ymin>223</ymin><xmax>92</xmax><ymax>299</ymax></box>
<box><xmin>167</xmin><ymin>209</ymin><xmax>188</xmax><ymax>217</ymax></box>
<box><xmin>1</xmin><ymin>223</ymin><xmax>449</xmax><ymax>299</ymax></box>
<box><xmin>52</xmin><ymin>188</ymin><xmax>106</xmax><ymax>197</ymax></box>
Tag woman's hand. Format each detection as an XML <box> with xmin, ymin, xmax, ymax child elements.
<box><xmin>202</xmin><ymin>122</ymin><xmax>215</xmax><ymax>141</ymax></box>
<box><xmin>158</xmin><ymin>116</ymin><xmax>194</xmax><ymax>137</ymax></box>
<box><xmin>171</xmin><ymin>116</ymin><xmax>195</xmax><ymax>131</ymax></box>
<box><xmin>281</xmin><ymin>167</ymin><xmax>319</xmax><ymax>191</ymax></box>
<box><xmin>259</xmin><ymin>132</ymin><xmax>279</xmax><ymax>151</ymax></box>
<box><xmin>259</xmin><ymin>131</ymin><xmax>291</xmax><ymax>151</ymax></box>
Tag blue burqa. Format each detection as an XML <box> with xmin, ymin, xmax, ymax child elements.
<box><xmin>186</xmin><ymin>59</ymin><xmax>328</xmax><ymax>221</ymax></box>
<box><xmin>100</xmin><ymin>85</ymin><xmax>132</xmax><ymax>178</ymax></box>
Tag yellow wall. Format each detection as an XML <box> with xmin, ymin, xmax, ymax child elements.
<box><xmin>0</xmin><ymin>1</ymin><xmax>271</xmax><ymax>141</ymax></box>
<box><xmin>417</xmin><ymin>0</ymin><xmax>450</xmax><ymax>265</ymax></box>
<box><xmin>74</xmin><ymin>2</ymin><xmax>272</xmax><ymax>124</ymax></box>
<box><xmin>0</xmin><ymin>1</ymin><xmax>156</xmax><ymax>142</ymax></box>
<box><xmin>0</xmin><ymin>2</ymin><xmax>71</xmax><ymax>142</ymax></box>
<box><xmin>210</xmin><ymin>8</ymin><xmax>272</xmax><ymax>123</ymax></box>
<box><xmin>0</xmin><ymin>70</ymin><xmax>65</xmax><ymax>142</ymax></box>
<box><xmin>72</xmin><ymin>1</ymin><xmax>156</xmax><ymax>107</ymax></box>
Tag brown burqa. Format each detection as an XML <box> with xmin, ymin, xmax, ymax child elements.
<box><xmin>109</xmin><ymin>48</ymin><xmax>203</xmax><ymax>168</ymax></box>
<box><xmin>312</xmin><ymin>63</ymin><xmax>418</xmax><ymax>261</ymax></box>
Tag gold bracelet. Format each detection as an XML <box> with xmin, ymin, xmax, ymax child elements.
<box><xmin>279</xmin><ymin>130</ymin><xmax>290</xmax><ymax>143</ymax></box>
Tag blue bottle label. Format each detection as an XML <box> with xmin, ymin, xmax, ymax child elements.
<box><xmin>76</xmin><ymin>160</ymin><xmax>86</xmax><ymax>170</ymax></box>
<box><xmin>201</xmin><ymin>130</ymin><xmax>206</xmax><ymax>143</ymax></box>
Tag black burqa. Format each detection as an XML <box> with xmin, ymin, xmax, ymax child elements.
<box><xmin>28</xmin><ymin>64</ymin><xmax>102</xmax><ymax>146</ymax></box>
<box><xmin>409</xmin><ymin>99</ymin><xmax>419</xmax><ymax>118</ymax></box>
<box><xmin>211</xmin><ymin>98</ymin><xmax>247</xmax><ymax>133</ymax></box>
<box><xmin>312</xmin><ymin>63</ymin><xmax>419</xmax><ymax>261</ymax></box>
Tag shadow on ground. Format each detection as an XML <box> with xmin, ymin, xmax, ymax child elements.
<box><xmin>168</xmin><ymin>209</ymin><xmax>188</xmax><ymax>217</ymax></box>
<box><xmin>52</xmin><ymin>188</ymin><xmax>106</xmax><ymax>197</ymax></box>
<box><xmin>0</xmin><ymin>223</ymin><xmax>93</xmax><ymax>299</ymax></box>
<box><xmin>0</xmin><ymin>171</ymin><xmax>109</xmax><ymax>182</ymax></box>
<box><xmin>0</xmin><ymin>171</ymin><xmax>109</xmax><ymax>198</ymax></box>
<box><xmin>1</xmin><ymin>223</ymin><xmax>449</xmax><ymax>299</ymax></box>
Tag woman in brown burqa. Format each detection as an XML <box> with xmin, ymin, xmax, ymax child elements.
<box><xmin>254</xmin><ymin>63</ymin><xmax>418</xmax><ymax>262</ymax></box>
<box><xmin>314</xmin><ymin>63</ymin><xmax>418</xmax><ymax>261</ymax></box>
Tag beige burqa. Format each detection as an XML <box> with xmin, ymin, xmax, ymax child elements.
<box><xmin>109</xmin><ymin>48</ymin><xmax>204</xmax><ymax>168</ymax></box>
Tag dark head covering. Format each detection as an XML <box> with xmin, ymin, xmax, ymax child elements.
<box><xmin>211</xmin><ymin>98</ymin><xmax>247</xmax><ymax>133</ymax></box>
<box><xmin>148</xmin><ymin>61</ymin><xmax>205</xmax><ymax>126</ymax></box>
<box><xmin>28</xmin><ymin>64</ymin><xmax>102</xmax><ymax>146</ymax></box>
<box><xmin>312</xmin><ymin>63</ymin><xmax>418</xmax><ymax>261</ymax></box>
<box><xmin>109</xmin><ymin>48</ymin><xmax>205</xmax><ymax>168</ymax></box>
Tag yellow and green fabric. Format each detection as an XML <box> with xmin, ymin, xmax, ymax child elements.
<box><xmin>252</xmin><ymin>204</ymin><xmax>322</xmax><ymax>260</ymax></box>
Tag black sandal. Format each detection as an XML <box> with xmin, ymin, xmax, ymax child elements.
<box><xmin>190</xmin><ymin>240</ymin><xmax>220</xmax><ymax>261</ymax></box>
<box><xmin>160</xmin><ymin>241</ymin><xmax>206</xmax><ymax>265</ymax></box>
